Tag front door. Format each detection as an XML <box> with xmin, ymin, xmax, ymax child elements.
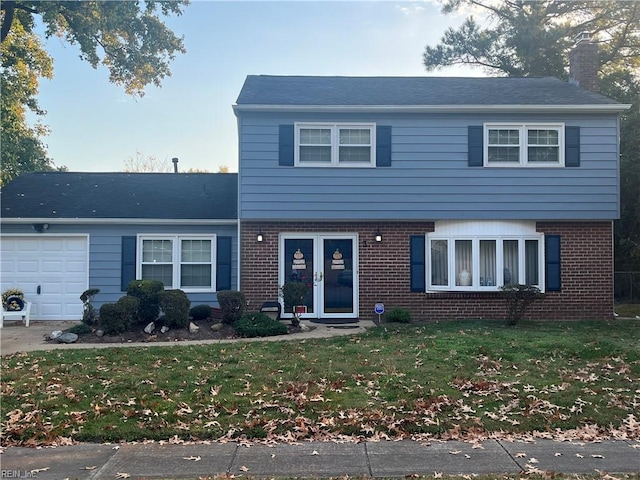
<box><xmin>280</xmin><ymin>234</ymin><xmax>358</xmax><ymax>319</ymax></box>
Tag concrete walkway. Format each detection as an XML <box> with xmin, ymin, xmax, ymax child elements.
<box><xmin>2</xmin><ymin>439</ymin><xmax>639</xmax><ymax>479</ymax></box>
<box><xmin>0</xmin><ymin>319</ymin><xmax>373</xmax><ymax>356</ymax></box>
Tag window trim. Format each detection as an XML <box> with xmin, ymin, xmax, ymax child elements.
<box><xmin>137</xmin><ymin>234</ymin><xmax>217</xmax><ymax>293</ymax></box>
<box><xmin>294</xmin><ymin>122</ymin><xmax>376</xmax><ymax>167</ymax></box>
<box><xmin>426</xmin><ymin>233</ymin><xmax>545</xmax><ymax>292</ymax></box>
<box><xmin>484</xmin><ymin>123</ymin><xmax>565</xmax><ymax>167</ymax></box>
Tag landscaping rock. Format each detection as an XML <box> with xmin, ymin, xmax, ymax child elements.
<box><xmin>160</xmin><ymin>326</ymin><xmax>169</xmax><ymax>334</ymax></box>
<box><xmin>57</xmin><ymin>332</ymin><xmax>78</xmax><ymax>344</ymax></box>
<box><xmin>95</xmin><ymin>329</ymin><xmax>104</xmax><ymax>337</ymax></box>
<box><xmin>144</xmin><ymin>322</ymin><xmax>156</xmax><ymax>334</ymax></box>
<box><xmin>300</xmin><ymin>322</ymin><xmax>310</xmax><ymax>332</ymax></box>
<box><xmin>50</xmin><ymin>330</ymin><xmax>63</xmax><ymax>340</ymax></box>
<box><xmin>189</xmin><ymin>322</ymin><xmax>200</xmax><ymax>334</ymax></box>
<box><xmin>211</xmin><ymin>322</ymin><xmax>223</xmax><ymax>331</ymax></box>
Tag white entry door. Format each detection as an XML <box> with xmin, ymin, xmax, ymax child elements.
<box><xmin>1</xmin><ymin>235</ymin><xmax>88</xmax><ymax>321</ymax></box>
<box><xmin>280</xmin><ymin>234</ymin><xmax>358</xmax><ymax>319</ymax></box>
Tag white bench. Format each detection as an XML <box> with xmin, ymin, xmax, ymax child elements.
<box><xmin>1</xmin><ymin>302</ymin><xmax>31</xmax><ymax>328</ymax></box>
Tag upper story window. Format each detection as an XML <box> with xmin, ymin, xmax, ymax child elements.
<box><xmin>485</xmin><ymin>123</ymin><xmax>564</xmax><ymax>167</ymax></box>
<box><xmin>139</xmin><ymin>235</ymin><xmax>215</xmax><ymax>292</ymax></box>
<box><xmin>296</xmin><ymin>123</ymin><xmax>376</xmax><ymax>167</ymax></box>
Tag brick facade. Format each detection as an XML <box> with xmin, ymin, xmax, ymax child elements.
<box><xmin>240</xmin><ymin>221</ymin><xmax>613</xmax><ymax>322</ymax></box>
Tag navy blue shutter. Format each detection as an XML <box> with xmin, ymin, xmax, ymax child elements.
<box><xmin>565</xmin><ymin>126</ymin><xmax>580</xmax><ymax>167</ymax></box>
<box><xmin>468</xmin><ymin>125</ymin><xmax>484</xmax><ymax>166</ymax></box>
<box><xmin>376</xmin><ymin>125</ymin><xmax>392</xmax><ymax>167</ymax></box>
<box><xmin>545</xmin><ymin>235</ymin><xmax>561</xmax><ymax>292</ymax></box>
<box><xmin>216</xmin><ymin>236</ymin><xmax>232</xmax><ymax>291</ymax></box>
<box><xmin>410</xmin><ymin>235</ymin><xmax>426</xmax><ymax>292</ymax></box>
<box><xmin>121</xmin><ymin>236</ymin><xmax>136</xmax><ymax>291</ymax></box>
<box><xmin>279</xmin><ymin>125</ymin><xmax>294</xmax><ymax>166</ymax></box>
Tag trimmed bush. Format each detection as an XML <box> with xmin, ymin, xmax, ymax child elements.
<box><xmin>190</xmin><ymin>304</ymin><xmax>212</xmax><ymax>321</ymax></box>
<box><xmin>117</xmin><ymin>296</ymin><xmax>139</xmax><ymax>332</ymax></box>
<box><xmin>99</xmin><ymin>303</ymin><xmax>127</xmax><ymax>335</ymax></box>
<box><xmin>217</xmin><ymin>290</ymin><xmax>246</xmax><ymax>325</ymax></box>
<box><xmin>159</xmin><ymin>289</ymin><xmax>190</xmax><ymax>328</ymax></box>
<box><xmin>234</xmin><ymin>312</ymin><xmax>288</xmax><ymax>338</ymax></box>
<box><xmin>386</xmin><ymin>307</ymin><xmax>411</xmax><ymax>323</ymax></box>
<box><xmin>80</xmin><ymin>288</ymin><xmax>100</xmax><ymax>325</ymax></box>
<box><xmin>126</xmin><ymin>280</ymin><xmax>164</xmax><ymax>323</ymax></box>
<box><xmin>65</xmin><ymin>323</ymin><xmax>92</xmax><ymax>335</ymax></box>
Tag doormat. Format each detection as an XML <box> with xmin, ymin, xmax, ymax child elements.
<box><xmin>310</xmin><ymin>318</ymin><xmax>359</xmax><ymax>325</ymax></box>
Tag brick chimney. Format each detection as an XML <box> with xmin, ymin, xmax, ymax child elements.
<box><xmin>569</xmin><ymin>32</ymin><xmax>599</xmax><ymax>93</ymax></box>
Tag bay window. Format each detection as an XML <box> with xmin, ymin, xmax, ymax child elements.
<box><xmin>427</xmin><ymin>221</ymin><xmax>544</xmax><ymax>291</ymax></box>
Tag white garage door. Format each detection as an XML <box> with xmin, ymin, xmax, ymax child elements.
<box><xmin>1</xmin><ymin>235</ymin><xmax>88</xmax><ymax>321</ymax></box>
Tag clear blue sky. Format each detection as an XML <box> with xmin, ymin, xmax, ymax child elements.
<box><xmin>35</xmin><ymin>0</ymin><xmax>482</xmax><ymax>173</ymax></box>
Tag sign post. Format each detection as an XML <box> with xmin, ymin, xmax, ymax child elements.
<box><xmin>374</xmin><ymin>303</ymin><xmax>384</xmax><ymax>325</ymax></box>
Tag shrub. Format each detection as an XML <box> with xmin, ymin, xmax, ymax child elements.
<box><xmin>158</xmin><ymin>289</ymin><xmax>190</xmax><ymax>328</ymax></box>
<box><xmin>385</xmin><ymin>307</ymin><xmax>411</xmax><ymax>323</ymax></box>
<box><xmin>117</xmin><ymin>296</ymin><xmax>140</xmax><ymax>330</ymax></box>
<box><xmin>500</xmin><ymin>284</ymin><xmax>541</xmax><ymax>326</ymax></box>
<box><xmin>126</xmin><ymin>280</ymin><xmax>164</xmax><ymax>323</ymax></box>
<box><xmin>80</xmin><ymin>288</ymin><xmax>100</xmax><ymax>325</ymax></box>
<box><xmin>234</xmin><ymin>312</ymin><xmax>288</xmax><ymax>338</ymax></box>
<box><xmin>99</xmin><ymin>303</ymin><xmax>127</xmax><ymax>335</ymax></box>
<box><xmin>280</xmin><ymin>281</ymin><xmax>309</xmax><ymax>313</ymax></box>
<box><xmin>190</xmin><ymin>304</ymin><xmax>212</xmax><ymax>321</ymax></box>
<box><xmin>66</xmin><ymin>323</ymin><xmax>92</xmax><ymax>335</ymax></box>
<box><xmin>217</xmin><ymin>290</ymin><xmax>246</xmax><ymax>325</ymax></box>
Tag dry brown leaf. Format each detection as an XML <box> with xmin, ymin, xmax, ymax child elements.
<box><xmin>239</xmin><ymin>466</ymin><xmax>249</xmax><ymax>472</ymax></box>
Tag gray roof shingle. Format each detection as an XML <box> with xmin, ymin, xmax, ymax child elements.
<box><xmin>236</xmin><ymin>75</ymin><xmax>621</xmax><ymax>106</ymax></box>
<box><xmin>1</xmin><ymin>172</ymin><xmax>237</xmax><ymax>220</ymax></box>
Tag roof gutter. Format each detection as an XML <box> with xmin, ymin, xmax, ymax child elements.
<box><xmin>0</xmin><ymin>218</ymin><xmax>239</xmax><ymax>226</ymax></box>
<box><xmin>233</xmin><ymin>103</ymin><xmax>631</xmax><ymax>115</ymax></box>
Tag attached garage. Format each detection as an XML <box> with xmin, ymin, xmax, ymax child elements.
<box><xmin>1</xmin><ymin>235</ymin><xmax>88</xmax><ymax>321</ymax></box>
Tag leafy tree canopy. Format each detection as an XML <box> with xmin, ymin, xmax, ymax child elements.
<box><xmin>0</xmin><ymin>1</ymin><xmax>188</xmax><ymax>185</ymax></box>
<box><xmin>423</xmin><ymin>0</ymin><xmax>640</xmax><ymax>271</ymax></box>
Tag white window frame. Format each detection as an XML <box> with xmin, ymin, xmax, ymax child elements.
<box><xmin>138</xmin><ymin>235</ymin><xmax>216</xmax><ymax>293</ymax></box>
<box><xmin>294</xmin><ymin>122</ymin><xmax>376</xmax><ymax>167</ymax></box>
<box><xmin>426</xmin><ymin>222</ymin><xmax>544</xmax><ymax>292</ymax></box>
<box><xmin>484</xmin><ymin>123</ymin><xmax>564</xmax><ymax>167</ymax></box>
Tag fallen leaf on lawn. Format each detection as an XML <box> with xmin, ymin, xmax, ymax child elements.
<box><xmin>449</xmin><ymin>450</ymin><xmax>461</xmax><ymax>455</ymax></box>
<box><xmin>576</xmin><ymin>453</ymin><xmax>584</xmax><ymax>458</ymax></box>
<box><xmin>30</xmin><ymin>468</ymin><xmax>49</xmax><ymax>474</ymax></box>
<box><xmin>464</xmin><ymin>454</ymin><xmax>471</xmax><ymax>459</ymax></box>
<box><xmin>113</xmin><ymin>445</ymin><xmax>120</xmax><ymax>450</ymax></box>
<box><xmin>434</xmin><ymin>473</ymin><xmax>443</xmax><ymax>479</ymax></box>
<box><xmin>239</xmin><ymin>466</ymin><xmax>249</xmax><ymax>472</ymax></box>
<box><xmin>591</xmin><ymin>454</ymin><xmax>605</xmax><ymax>458</ymax></box>
<box><xmin>527</xmin><ymin>458</ymin><xmax>539</xmax><ymax>464</ymax></box>
<box><xmin>83</xmin><ymin>466</ymin><xmax>98</xmax><ymax>470</ymax></box>
<box><xmin>116</xmin><ymin>474</ymin><xmax>131</xmax><ymax>479</ymax></box>
<box><xmin>184</xmin><ymin>456</ymin><xmax>201</xmax><ymax>461</ymax></box>
<box><xmin>515</xmin><ymin>452</ymin><xmax>527</xmax><ymax>458</ymax></box>
<box><xmin>555</xmin><ymin>453</ymin><xmax>562</xmax><ymax>457</ymax></box>
<box><xmin>271</xmin><ymin>454</ymin><xmax>276</xmax><ymax>458</ymax></box>
<box><xmin>311</xmin><ymin>450</ymin><xmax>319</xmax><ymax>455</ymax></box>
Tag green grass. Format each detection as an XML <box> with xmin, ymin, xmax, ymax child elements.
<box><xmin>2</xmin><ymin>319</ymin><xmax>639</xmax><ymax>445</ymax></box>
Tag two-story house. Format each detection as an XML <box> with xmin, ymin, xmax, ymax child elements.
<box><xmin>234</xmin><ymin>44</ymin><xmax>629</xmax><ymax>322</ymax></box>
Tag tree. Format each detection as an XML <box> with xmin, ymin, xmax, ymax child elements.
<box><xmin>423</xmin><ymin>0</ymin><xmax>640</xmax><ymax>270</ymax></box>
<box><xmin>0</xmin><ymin>1</ymin><xmax>188</xmax><ymax>185</ymax></box>
<box><xmin>124</xmin><ymin>152</ymin><xmax>173</xmax><ymax>173</ymax></box>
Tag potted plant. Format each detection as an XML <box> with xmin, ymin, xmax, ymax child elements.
<box><xmin>280</xmin><ymin>281</ymin><xmax>310</xmax><ymax>327</ymax></box>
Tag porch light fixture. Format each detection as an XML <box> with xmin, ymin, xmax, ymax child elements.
<box><xmin>375</xmin><ymin>229</ymin><xmax>382</xmax><ymax>242</ymax></box>
<box><xmin>257</xmin><ymin>230</ymin><xmax>264</xmax><ymax>242</ymax></box>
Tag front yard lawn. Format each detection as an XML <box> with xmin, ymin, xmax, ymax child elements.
<box><xmin>1</xmin><ymin>319</ymin><xmax>639</xmax><ymax>445</ymax></box>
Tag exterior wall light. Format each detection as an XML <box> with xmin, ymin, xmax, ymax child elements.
<box><xmin>257</xmin><ymin>231</ymin><xmax>264</xmax><ymax>242</ymax></box>
<box><xmin>375</xmin><ymin>229</ymin><xmax>382</xmax><ymax>242</ymax></box>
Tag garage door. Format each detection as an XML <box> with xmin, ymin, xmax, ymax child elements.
<box><xmin>1</xmin><ymin>236</ymin><xmax>88</xmax><ymax>321</ymax></box>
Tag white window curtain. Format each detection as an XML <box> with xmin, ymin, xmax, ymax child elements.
<box><xmin>479</xmin><ymin>240</ymin><xmax>496</xmax><ymax>286</ymax></box>
<box><xmin>455</xmin><ymin>240</ymin><xmax>473</xmax><ymax>286</ymax></box>
<box><xmin>503</xmin><ymin>240</ymin><xmax>519</xmax><ymax>286</ymax></box>
<box><xmin>430</xmin><ymin>240</ymin><xmax>448</xmax><ymax>286</ymax></box>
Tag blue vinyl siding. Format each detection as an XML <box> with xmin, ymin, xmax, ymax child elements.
<box><xmin>2</xmin><ymin>223</ymin><xmax>238</xmax><ymax>310</ymax></box>
<box><xmin>238</xmin><ymin>112</ymin><xmax>620</xmax><ymax>221</ymax></box>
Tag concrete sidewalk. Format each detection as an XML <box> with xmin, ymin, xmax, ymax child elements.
<box><xmin>0</xmin><ymin>320</ymin><xmax>374</xmax><ymax>356</ymax></box>
<box><xmin>2</xmin><ymin>439</ymin><xmax>639</xmax><ymax>479</ymax></box>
